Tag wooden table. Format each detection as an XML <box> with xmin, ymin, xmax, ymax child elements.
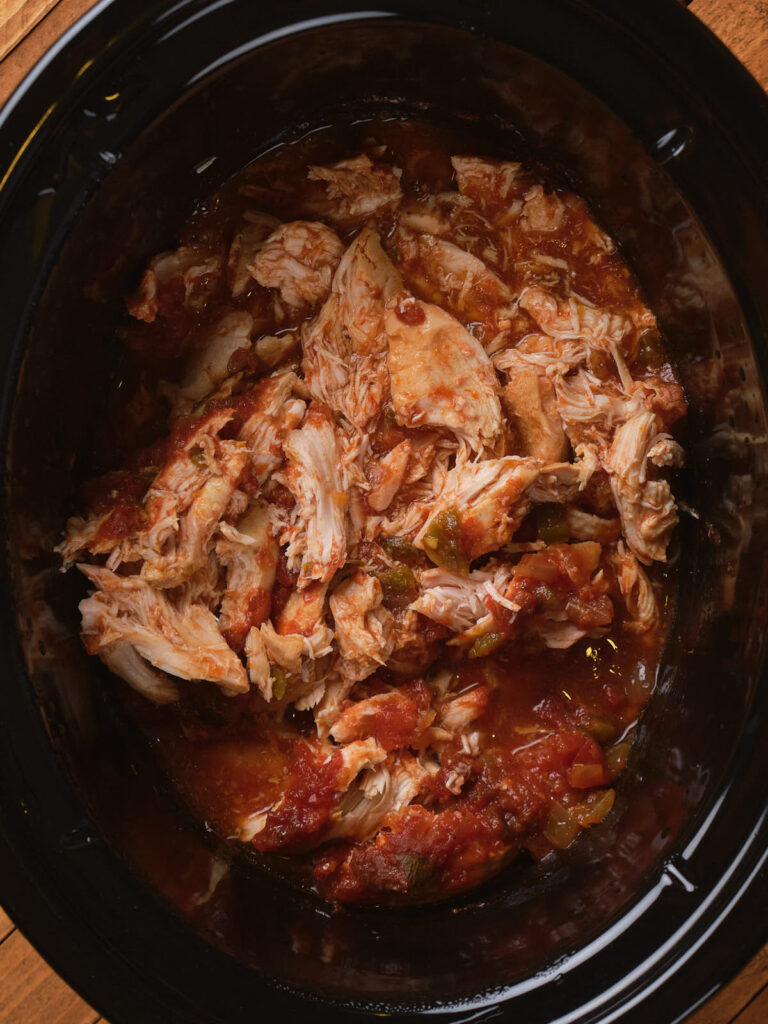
<box><xmin>0</xmin><ymin>0</ymin><xmax>767</xmax><ymax>1021</ymax></box>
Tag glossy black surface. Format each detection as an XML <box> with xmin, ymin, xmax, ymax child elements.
<box><xmin>1</xmin><ymin>1</ymin><xmax>768</xmax><ymax>1022</ymax></box>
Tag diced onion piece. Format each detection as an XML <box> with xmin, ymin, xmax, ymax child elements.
<box><xmin>543</xmin><ymin>802</ymin><xmax>580</xmax><ymax>849</ymax></box>
<box><xmin>633</xmin><ymin>327</ymin><xmax>663</xmax><ymax>368</ymax></box>
<box><xmin>573</xmin><ymin>788</ymin><xmax>615</xmax><ymax>827</ymax></box>
<box><xmin>605</xmin><ymin>740</ymin><xmax>632</xmax><ymax>774</ymax></box>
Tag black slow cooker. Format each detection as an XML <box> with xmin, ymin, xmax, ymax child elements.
<box><xmin>1</xmin><ymin>2</ymin><xmax>768</xmax><ymax>1021</ymax></box>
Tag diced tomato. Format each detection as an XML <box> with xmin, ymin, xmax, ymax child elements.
<box><xmin>253</xmin><ymin>742</ymin><xmax>343</xmax><ymax>852</ymax></box>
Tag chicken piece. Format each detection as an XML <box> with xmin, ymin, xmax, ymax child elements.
<box><xmin>238</xmin><ymin>371</ymin><xmax>307</xmax><ymax>484</ymax></box>
<box><xmin>313</xmin><ymin>673</ymin><xmax>357</xmax><ymax>737</ymax></box>
<box><xmin>606</xmin><ymin>411</ymin><xmax>681</xmax><ymax>563</ymax></box>
<box><xmin>386</xmin><ymin>298</ymin><xmax>503</xmax><ymax>456</ymax></box>
<box><xmin>275</xmin><ymin>580</ymin><xmax>329</xmax><ymax>636</ymax></box>
<box><xmin>398</xmin><ymin>191</ymin><xmax>473</xmax><ymax>236</ymax></box>
<box><xmin>393</xmin><ymin>229</ymin><xmax>514</xmax><ymax>346</ymax></box>
<box><xmin>100</xmin><ymin>643</ymin><xmax>179</xmax><ymax>705</ymax></box>
<box><xmin>565</xmin><ymin>507</ymin><xmax>621</xmax><ymax>544</ymax></box>
<box><xmin>84</xmin><ymin>411</ymin><xmax>243</xmax><ymax>585</ymax></box>
<box><xmin>79</xmin><ymin>565</ymin><xmax>249</xmax><ymax>696</ymax></box>
<box><xmin>410</xmin><ymin>563</ymin><xmax>516</xmax><ymax>634</ymax></box>
<box><xmin>307</xmin><ymin>154</ymin><xmax>402</xmax><ymax>224</ymax></box>
<box><xmin>259</xmin><ymin>618</ymin><xmax>333</xmax><ymax>680</ymax></box>
<box><xmin>216</xmin><ymin>502</ymin><xmax>278</xmax><ymax>651</ymax></box>
<box><xmin>175</xmin><ymin>551</ymin><xmax>223</xmax><ymax>612</ymax></box>
<box><xmin>647</xmin><ymin>435</ymin><xmax>686</xmax><ymax>468</ymax></box>
<box><xmin>609</xmin><ymin>541</ymin><xmax>659</xmax><ymax>633</ymax></box>
<box><xmin>520</xmin><ymin>286</ymin><xmax>637</xmax><ymax>383</ymax></box>
<box><xmin>227</xmin><ymin>211</ymin><xmax>281</xmax><ymax>296</ymax></box>
<box><xmin>248</xmin><ymin>736</ymin><xmax>387</xmax><ymax>851</ymax></box>
<box><xmin>302</xmin><ymin>226</ymin><xmax>402</xmax><ymax>428</ymax></box>
<box><xmin>175</xmin><ymin>310</ymin><xmax>253</xmax><ymax>413</ymax></box>
<box><xmin>496</xmin><ymin>347</ymin><xmax>568</xmax><ymax>461</ymax></box>
<box><xmin>253</xmin><ymin>332</ymin><xmax>298</xmax><ymax>368</ymax></box>
<box><xmin>281</xmin><ymin>403</ymin><xmax>349</xmax><ymax>586</ymax></box>
<box><xmin>327</xmin><ymin>752</ymin><xmax>429</xmax><ymax>842</ymax></box>
<box><xmin>366</xmin><ymin>441</ymin><xmax>411</xmax><ymax>512</ymax></box>
<box><xmin>58</xmin><ymin>513</ymin><xmax>112</xmax><ymax>567</ymax></box>
<box><xmin>499</xmin><ymin>332</ymin><xmax>588</xmax><ymax>375</ymax></box>
<box><xmin>414</xmin><ymin>543</ymin><xmax>612</xmax><ymax>651</ymax></box>
<box><xmin>330</xmin><ymin>685</ymin><xmax>433</xmax><ymax>749</ymax></box>
<box><xmin>140</xmin><ymin>426</ymin><xmax>248</xmax><ymax>589</ymax></box>
<box><xmin>329</xmin><ymin>571</ymin><xmax>394</xmax><ymax>682</ymax></box>
<box><xmin>520</xmin><ymin>185</ymin><xmax>565</xmax><ymax>233</ymax></box>
<box><xmin>554</xmin><ymin>368</ymin><xmax>642</xmax><ymax>446</ymax></box>
<box><xmin>126</xmin><ymin>245</ymin><xmax>222</xmax><ymax>323</ymax></box>
<box><xmin>250</xmin><ymin>221</ymin><xmax>345</xmax><ymax>309</ymax></box>
<box><xmin>246</xmin><ymin>618</ymin><xmax>333</xmax><ymax>705</ymax></box>
<box><xmin>451</xmin><ymin>155</ymin><xmax>525</xmax><ymax>211</ymax></box>
<box><xmin>401</xmin><ymin>433</ymin><xmax>441</xmax><ymax>485</ymax></box>
<box><xmin>335</xmin><ymin>738</ymin><xmax>390</xmax><ymax>791</ymax></box>
<box><xmin>436</xmin><ymin>685</ymin><xmax>490</xmax><ymax>734</ymax></box>
<box><xmin>368</xmin><ymin>475</ymin><xmax>449</xmax><ymax>543</ymax></box>
<box><xmin>414</xmin><ymin>457</ymin><xmax>541</xmax><ymax>562</ymax></box>
<box><xmin>526</xmin><ymin>452</ymin><xmax>596</xmax><ymax>503</ymax></box>
<box><xmin>244</xmin><ymin>626</ymin><xmax>270</xmax><ymax>696</ymax></box>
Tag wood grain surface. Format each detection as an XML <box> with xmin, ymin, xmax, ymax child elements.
<box><xmin>0</xmin><ymin>0</ymin><xmax>766</xmax><ymax>1022</ymax></box>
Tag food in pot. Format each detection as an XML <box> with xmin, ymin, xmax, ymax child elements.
<box><xmin>59</xmin><ymin>121</ymin><xmax>686</xmax><ymax>903</ymax></box>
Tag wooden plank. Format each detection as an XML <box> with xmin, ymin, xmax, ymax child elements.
<box><xmin>0</xmin><ymin>928</ymin><xmax>101</xmax><ymax>1024</ymax></box>
<box><xmin>0</xmin><ymin>0</ymin><xmax>100</xmax><ymax>108</ymax></box>
<box><xmin>0</xmin><ymin>904</ymin><xmax>14</xmax><ymax>942</ymax></box>
<box><xmin>691</xmin><ymin>0</ymin><xmax>768</xmax><ymax>91</ymax></box>
<box><xmin>733</xmin><ymin>982</ymin><xmax>768</xmax><ymax>1024</ymax></box>
<box><xmin>0</xmin><ymin>0</ymin><xmax>59</xmax><ymax>63</ymax></box>
<box><xmin>686</xmin><ymin>944</ymin><xmax>768</xmax><ymax>1024</ymax></box>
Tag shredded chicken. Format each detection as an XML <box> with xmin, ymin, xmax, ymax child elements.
<box><xmin>227</xmin><ymin>211</ymin><xmax>281</xmax><ymax>296</ymax></box>
<box><xmin>366</xmin><ymin>441</ymin><xmax>412</xmax><ymax>512</ymax></box>
<box><xmin>79</xmin><ymin>565</ymin><xmax>249</xmax><ymax>697</ymax></box>
<box><xmin>139</xmin><ymin>428</ymin><xmax>248</xmax><ymax>589</ymax></box>
<box><xmin>303</xmin><ymin>225</ymin><xmax>402</xmax><ymax>427</ymax></box>
<box><xmin>609</xmin><ymin>541</ymin><xmax>659</xmax><ymax>633</ymax></box>
<box><xmin>327</xmin><ymin>752</ymin><xmax>430</xmax><ymax>841</ymax></box>
<box><xmin>386</xmin><ymin>298</ymin><xmax>503</xmax><ymax>455</ymax></box>
<box><xmin>606</xmin><ymin>411</ymin><xmax>681</xmax><ymax>564</ymax></box>
<box><xmin>175</xmin><ymin>310</ymin><xmax>253</xmax><ymax>413</ymax></box>
<box><xmin>238</xmin><ymin>370</ymin><xmax>307</xmax><ymax>484</ymax></box>
<box><xmin>281</xmin><ymin>403</ymin><xmax>349</xmax><ymax>586</ymax></box>
<box><xmin>329</xmin><ymin>571</ymin><xmax>394</xmax><ymax>682</ymax></box>
<box><xmin>307</xmin><ymin>154</ymin><xmax>402</xmax><ymax>223</ymax></box>
<box><xmin>62</xmin><ymin>138</ymin><xmax>686</xmax><ymax>905</ymax></box>
<box><xmin>251</xmin><ymin>221</ymin><xmax>345</xmax><ymax>308</ymax></box>
<box><xmin>415</xmin><ymin>456</ymin><xmax>586</xmax><ymax>561</ymax></box>
<box><xmin>496</xmin><ymin>347</ymin><xmax>568</xmax><ymax>461</ymax></box>
<box><xmin>126</xmin><ymin>245</ymin><xmax>222</xmax><ymax>323</ymax></box>
<box><xmin>216</xmin><ymin>502</ymin><xmax>277</xmax><ymax>649</ymax></box>
<box><xmin>393</xmin><ymin>228</ymin><xmax>514</xmax><ymax>344</ymax></box>
<box><xmin>452</xmin><ymin>155</ymin><xmax>524</xmax><ymax>210</ymax></box>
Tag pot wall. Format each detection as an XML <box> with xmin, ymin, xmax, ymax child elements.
<box><xmin>1</xmin><ymin>3</ymin><xmax>768</xmax><ymax>1022</ymax></box>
